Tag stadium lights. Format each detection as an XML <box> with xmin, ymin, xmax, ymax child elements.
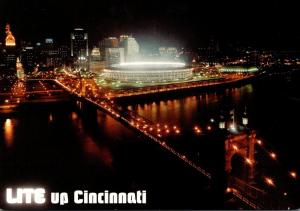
<box><xmin>119</xmin><ymin>61</ymin><xmax>186</xmax><ymax>66</ymax></box>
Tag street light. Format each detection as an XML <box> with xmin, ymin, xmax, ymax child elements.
<box><xmin>264</xmin><ymin>177</ymin><xmax>275</xmax><ymax>186</ymax></box>
<box><xmin>289</xmin><ymin>171</ymin><xmax>297</xmax><ymax>179</ymax></box>
<box><xmin>245</xmin><ymin>158</ymin><xmax>254</xmax><ymax>166</ymax></box>
<box><xmin>256</xmin><ymin>140</ymin><xmax>262</xmax><ymax>145</ymax></box>
<box><xmin>232</xmin><ymin>144</ymin><xmax>239</xmax><ymax>151</ymax></box>
<box><xmin>270</xmin><ymin>152</ymin><xmax>277</xmax><ymax>160</ymax></box>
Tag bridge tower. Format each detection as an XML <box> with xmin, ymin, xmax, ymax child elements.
<box><xmin>225</xmin><ymin>130</ymin><xmax>256</xmax><ymax>181</ymax></box>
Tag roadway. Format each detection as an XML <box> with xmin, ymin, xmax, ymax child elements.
<box><xmin>0</xmin><ymin>79</ymin><xmax>69</xmax><ymax>106</ymax></box>
<box><xmin>53</xmin><ymin>72</ymin><xmax>280</xmax><ymax>210</ymax></box>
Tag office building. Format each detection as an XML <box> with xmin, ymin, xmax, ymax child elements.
<box><xmin>4</xmin><ymin>24</ymin><xmax>17</xmax><ymax>70</ymax></box>
<box><xmin>90</xmin><ymin>47</ymin><xmax>101</xmax><ymax>61</ymax></box>
<box><xmin>159</xmin><ymin>47</ymin><xmax>178</xmax><ymax>60</ymax></box>
<box><xmin>99</xmin><ymin>37</ymin><xmax>119</xmax><ymax>60</ymax></box>
<box><xmin>119</xmin><ymin>35</ymin><xmax>139</xmax><ymax>62</ymax></box>
<box><xmin>71</xmin><ymin>28</ymin><xmax>88</xmax><ymax>61</ymax></box>
<box><xmin>21</xmin><ymin>45</ymin><xmax>35</xmax><ymax>69</ymax></box>
<box><xmin>105</xmin><ymin>47</ymin><xmax>125</xmax><ymax>65</ymax></box>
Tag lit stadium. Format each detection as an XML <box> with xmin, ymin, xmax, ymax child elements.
<box><xmin>102</xmin><ymin>62</ymin><xmax>193</xmax><ymax>83</ymax></box>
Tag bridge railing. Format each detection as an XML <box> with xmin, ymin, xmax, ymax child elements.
<box><xmin>55</xmin><ymin>76</ymin><xmax>292</xmax><ymax>210</ymax></box>
<box><xmin>228</xmin><ymin>176</ymin><xmax>291</xmax><ymax>209</ymax></box>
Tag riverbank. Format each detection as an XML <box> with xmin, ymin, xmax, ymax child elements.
<box><xmin>114</xmin><ymin>73</ymin><xmax>263</xmax><ymax>103</ymax></box>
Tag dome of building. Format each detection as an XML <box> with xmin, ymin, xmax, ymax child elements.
<box><xmin>102</xmin><ymin>61</ymin><xmax>193</xmax><ymax>83</ymax></box>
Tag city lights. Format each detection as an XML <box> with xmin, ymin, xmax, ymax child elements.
<box><xmin>229</xmin><ymin>123</ymin><xmax>237</xmax><ymax>132</ymax></box>
<box><xmin>245</xmin><ymin>158</ymin><xmax>254</xmax><ymax>166</ymax></box>
<box><xmin>232</xmin><ymin>144</ymin><xmax>239</xmax><ymax>151</ymax></box>
<box><xmin>5</xmin><ymin>24</ymin><xmax>16</xmax><ymax>47</ymax></box>
<box><xmin>193</xmin><ymin>125</ymin><xmax>202</xmax><ymax>134</ymax></box>
<box><xmin>265</xmin><ymin>177</ymin><xmax>275</xmax><ymax>186</ymax></box>
<box><xmin>256</xmin><ymin>139</ymin><xmax>263</xmax><ymax>145</ymax></box>
<box><xmin>0</xmin><ymin>6</ymin><xmax>299</xmax><ymax>210</ymax></box>
<box><xmin>226</xmin><ymin>187</ymin><xmax>232</xmax><ymax>193</ymax></box>
<box><xmin>270</xmin><ymin>152</ymin><xmax>277</xmax><ymax>160</ymax></box>
<box><xmin>289</xmin><ymin>171</ymin><xmax>297</xmax><ymax>179</ymax></box>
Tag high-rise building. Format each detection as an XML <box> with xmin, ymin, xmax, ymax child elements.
<box><xmin>99</xmin><ymin>37</ymin><xmax>119</xmax><ymax>60</ymax></box>
<box><xmin>89</xmin><ymin>47</ymin><xmax>106</xmax><ymax>72</ymax></box>
<box><xmin>159</xmin><ymin>47</ymin><xmax>178</xmax><ymax>60</ymax></box>
<box><xmin>119</xmin><ymin>35</ymin><xmax>139</xmax><ymax>62</ymax></box>
<box><xmin>245</xmin><ymin>49</ymin><xmax>259</xmax><ymax>66</ymax></box>
<box><xmin>90</xmin><ymin>47</ymin><xmax>101</xmax><ymax>61</ymax></box>
<box><xmin>0</xmin><ymin>42</ymin><xmax>5</xmax><ymax>70</ymax></box>
<box><xmin>41</xmin><ymin>38</ymin><xmax>59</xmax><ymax>67</ymax></box>
<box><xmin>105</xmin><ymin>48</ymin><xmax>125</xmax><ymax>66</ymax></box>
<box><xmin>208</xmin><ymin>38</ymin><xmax>220</xmax><ymax>66</ymax></box>
<box><xmin>4</xmin><ymin>24</ymin><xmax>17</xmax><ymax>70</ymax></box>
<box><xmin>70</xmin><ymin>28</ymin><xmax>88</xmax><ymax>61</ymax></box>
<box><xmin>16</xmin><ymin>57</ymin><xmax>25</xmax><ymax>80</ymax></box>
<box><xmin>58</xmin><ymin>45</ymin><xmax>69</xmax><ymax>61</ymax></box>
<box><xmin>99</xmin><ymin>35</ymin><xmax>139</xmax><ymax>65</ymax></box>
<box><xmin>5</xmin><ymin>24</ymin><xmax>16</xmax><ymax>47</ymax></box>
<box><xmin>21</xmin><ymin>46</ymin><xmax>35</xmax><ymax>69</ymax></box>
<box><xmin>119</xmin><ymin>35</ymin><xmax>129</xmax><ymax>43</ymax></box>
<box><xmin>5</xmin><ymin>51</ymin><xmax>17</xmax><ymax>69</ymax></box>
<box><xmin>34</xmin><ymin>38</ymin><xmax>68</xmax><ymax>68</ymax></box>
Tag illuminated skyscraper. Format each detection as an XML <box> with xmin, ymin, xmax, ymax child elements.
<box><xmin>99</xmin><ymin>37</ymin><xmax>125</xmax><ymax>66</ymax></box>
<box><xmin>119</xmin><ymin>35</ymin><xmax>129</xmax><ymax>43</ymax></box>
<box><xmin>4</xmin><ymin>24</ymin><xmax>17</xmax><ymax>70</ymax></box>
<box><xmin>90</xmin><ymin>47</ymin><xmax>101</xmax><ymax>61</ymax></box>
<box><xmin>16</xmin><ymin>57</ymin><xmax>25</xmax><ymax>80</ymax></box>
<box><xmin>41</xmin><ymin>38</ymin><xmax>59</xmax><ymax>67</ymax></box>
<box><xmin>89</xmin><ymin>47</ymin><xmax>105</xmax><ymax>72</ymax></box>
<box><xmin>70</xmin><ymin>28</ymin><xmax>88</xmax><ymax>61</ymax></box>
<box><xmin>99</xmin><ymin>37</ymin><xmax>119</xmax><ymax>60</ymax></box>
<box><xmin>0</xmin><ymin>42</ymin><xmax>5</xmax><ymax>70</ymax></box>
<box><xmin>119</xmin><ymin>35</ymin><xmax>139</xmax><ymax>62</ymax></box>
<box><xmin>105</xmin><ymin>48</ymin><xmax>125</xmax><ymax>66</ymax></box>
<box><xmin>5</xmin><ymin>24</ymin><xmax>16</xmax><ymax>47</ymax></box>
<box><xmin>21</xmin><ymin>45</ymin><xmax>35</xmax><ymax>69</ymax></box>
<box><xmin>35</xmin><ymin>38</ymin><xmax>69</xmax><ymax>68</ymax></box>
<box><xmin>159</xmin><ymin>47</ymin><xmax>178</xmax><ymax>60</ymax></box>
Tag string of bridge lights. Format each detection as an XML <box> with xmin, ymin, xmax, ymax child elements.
<box><xmin>59</xmin><ymin>75</ymin><xmax>298</xmax><ymax>204</ymax></box>
<box><xmin>70</xmin><ymin>75</ymin><xmax>299</xmax><ymax>191</ymax></box>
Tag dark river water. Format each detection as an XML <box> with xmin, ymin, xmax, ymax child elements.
<box><xmin>1</xmin><ymin>70</ymin><xmax>300</xmax><ymax>209</ymax></box>
<box><xmin>122</xmin><ymin>70</ymin><xmax>300</xmax><ymax>209</ymax></box>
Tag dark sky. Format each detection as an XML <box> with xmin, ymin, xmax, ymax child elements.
<box><xmin>0</xmin><ymin>0</ymin><xmax>299</xmax><ymax>49</ymax></box>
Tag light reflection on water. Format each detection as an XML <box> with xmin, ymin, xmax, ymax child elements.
<box><xmin>4</xmin><ymin>118</ymin><xmax>14</xmax><ymax>148</ymax></box>
<box><xmin>71</xmin><ymin>111</ymin><xmax>78</xmax><ymax>121</ymax></box>
<box><xmin>83</xmin><ymin>136</ymin><xmax>113</xmax><ymax>167</ymax></box>
<box><xmin>123</xmin><ymin>77</ymin><xmax>300</xmax><ymax>208</ymax></box>
<box><xmin>69</xmin><ymin>108</ymin><xmax>117</xmax><ymax>167</ymax></box>
<box><xmin>49</xmin><ymin>114</ymin><xmax>53</xmax><ymax>122</ymax></box>
<box><xmin>131</xmin><ymin>84</ymin><xmax>254</xmax><ymax>128</ymax></box>
<box><xmin>2</xmin><ymin>73</ymin><xmax>300</xmax><ymax>208</ymax></box>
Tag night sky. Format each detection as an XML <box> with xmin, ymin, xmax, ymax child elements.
<box><xmin>0</xmin><ymin>0</ymin><xmax>299</xmax><ymax>50</ymax></box>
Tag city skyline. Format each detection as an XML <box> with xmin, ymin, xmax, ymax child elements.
<box><xmin>1</xmin><ymin>1</ymin><xmax>300</xmax><ymax>210</ymax></box>
<box><xmin>0</xmin><ymin>0</ymin><xmax>300</xmax><ymax>49</ymax></box>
